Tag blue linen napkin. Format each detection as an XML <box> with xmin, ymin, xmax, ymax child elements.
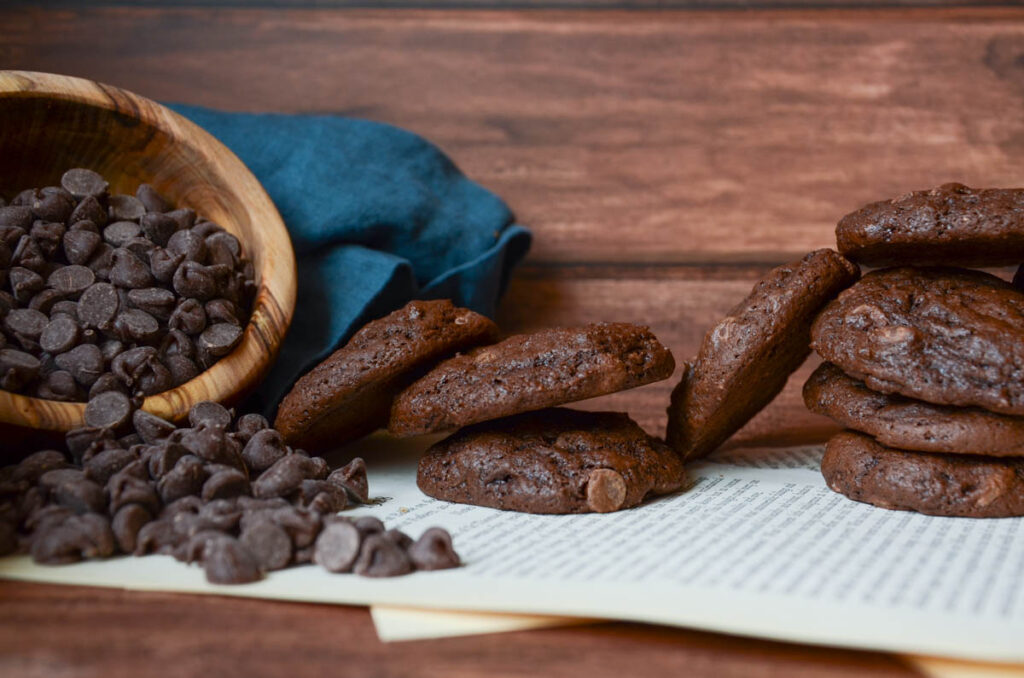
<box><xmin>169</xmin><ymin>105</ymin><xmax>532</xmax><ymax>414</ymax></box>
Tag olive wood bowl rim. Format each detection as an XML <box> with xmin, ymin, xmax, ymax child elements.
<box><xmin>0</xmin><ymin>70</ymin><xmax>297</xmax><ymax>435</ymax></box>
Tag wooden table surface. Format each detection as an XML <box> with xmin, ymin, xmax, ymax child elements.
<box><xmin>4</xmin><ymin>3</ymin><xmax>1024</xmax><ymax>676</ymax></box>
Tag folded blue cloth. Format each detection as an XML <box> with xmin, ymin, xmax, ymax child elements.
<box><xmin>169</xmin><ymin>105</ymin><xmax>531</xmax><ymax>414</ymax></box>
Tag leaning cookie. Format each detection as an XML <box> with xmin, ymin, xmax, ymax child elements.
<box><xmin>804</xmin><ymin>363</ymin><xmax>1024</xmax><ymax>456</ymax></box>
<box><xmin>417</xmin><ymin>408</ymin><xmax>687</xmax><ymax>514</ymax></box>
<box><xmin>389</xmin><ymin>323</ymin><xmax>674</xmax><ymax>437</ymax></box>
<box><xmin>666</xmin><ymin>249</ymin><xmax>859</xmax><ymax>461</ymax></box>
<box><xmin>822</xmin><ymin>431</ymin><xmax>1024</xmax><ymax>518</ymax></box>
<box><xmin>836</xmin><ymin>183</ymin><xmax>1024</xmax><ymax>267</ymax></box>
<box><xmin>811</xmin><ymin>267</ymin><xmax>1024</xmax><ymax>416</ymax></box>
<box><xmin>274</xmin><ymin>300</ymin><xmax>499</xmax><ymax>452</ymax></box>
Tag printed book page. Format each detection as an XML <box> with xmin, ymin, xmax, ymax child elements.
<box><xmin>2</xmin><ymin>437</ymin><xmax>1022</xmax><ymax>663</ymax></box>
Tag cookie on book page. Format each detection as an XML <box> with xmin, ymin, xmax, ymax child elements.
<box><xmin>389</xmin><ymin>323</ymin><xmax>675</xmax><ymax>437</ymax></box>
<box><xmin>274</xmin><ymin>300</ymin><xmax>499</xmax><ymax>452</ymax></box>
<box><xmin>665</xmin><ymin>248</ymin><xmax>859</xmax><ymax>461</ymax></box>
<box><xmin>821</xmin><ymin>431</ymin><xmax>1024</xmax><ymax>518</ymax></box>
<box><xmin>836</xmin><ymin>182</ymin><xmax>1024</xmax><ymax>267</ymax></box>
<box><xmin>417</xmin><ymin>408</ymin><xmax>687</xmax><ymax>514</ymax></box>
<box><xmin>811</xmin><ymin>267</ymin><xmax>1024</xmax><ymax>416</ymax></box>
<box><xmin>804</xmin><ymin>363</ymin><xmax>1024</xmax><ymax>457</ymax></box>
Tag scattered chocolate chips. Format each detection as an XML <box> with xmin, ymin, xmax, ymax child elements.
<box><xmin>0</xmin><ymin>169</ymin><xmax>255</xmax><ymax>401</ymax></box>
<box><xmin>2</xmin><ymin>391</ymin><xmax>459</xmax><ymax>583</ymax></box>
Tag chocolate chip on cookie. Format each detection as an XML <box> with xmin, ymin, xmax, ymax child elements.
<box><xmin>811</xmin><ymin>267</ymin><xmax>1024</xmax><ymax>416</ymax></box>
<box><xmin>274</xmin><ymin>300</ymin><xmax>499</xmax><ymax>452</ymax></box>
<box><xmin>416</xmin><ymin>408</ymin><xmax>686</xmax><ymax>514</ymax></box>
<box><xmin>666</xmin><ymin>249</ymin><xmax>859</xmax><ymax>461</ymax></box>
<box><xmin>389</xmin><ymin>323</ymin><xmax>675</xmax><ymax>437</ymax></box>
<box><xmin>804</xmin><ymin>363</ymin><xmax>1024</xmax><ymax>456</ymax></box>
<box><xmin>821</xmin><ymin>431</ymin><xmax>1024</xmax><ymax>518</ymax></box>
<box><xmin>836</xmin><ymin>183</ymin><xmax>1024</xmax><ymax>267</ymax></box>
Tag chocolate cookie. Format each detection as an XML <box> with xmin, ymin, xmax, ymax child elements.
<box><xmin>389</xmin><ymin>323</ymin><xmax>674</xmax><ymax>436</ymax></box>
<box><xmin>416</xmin><ymin>408</ymin><xmax>687</xmax><ymax>514</ymax></box>
<box><xmin>836</xmin><ymin>183</ymin><xmax>1024</xmax><ymax>267</ymax></box>
<box><xmin>822</xmin><ymin>431</ymin><xmax>1024</xmax><ymax>518</ymax></box>
<box><xmin>805</xmin><ymin>363</ymin><xmax>1024</xmax><ymax>456</ymax></box>
<box><xmin>666</xmin><ymin>249</ymin><xmax>859</xmax><ymax>461</ymax></box>
<box><xmin>274</xmin><ymin>300</ymin><xmax>499</xmax><ymax>452</ymax></box>
<box><xmin>811</xmin><ymin>267</ymin><xmax>1024</xmax><ymax>416</ymax></box>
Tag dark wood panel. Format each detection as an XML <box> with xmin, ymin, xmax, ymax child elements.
<box><xmin>15</xmin><ymin>0</ymin><xmax>1015</xmax><ymax>8</ymax></box>
<box><xmin>0</xmin><ymin>581</ymin><xmax>923</xmax><ymax>678</ymax></box>
<box><xmin>5</xmin><ymin>8</ymin><xmax>1024</xmax><ymax>263</ymax></box>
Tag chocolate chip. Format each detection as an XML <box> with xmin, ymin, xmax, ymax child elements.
<box><xmin>78</xmin><ymin>282</ymin><xmax>120</xmax><ymax>330</ymax></box>
<box><xmin>156</xmin><ymin>455</ymin><xmax>207</xmax><ymax>504</ymax></box>
<box><xmin>252</xmin><ymin>455</ymin><xmax>328</xmax><ymax>499</ymax></box>
<box><xmin>313</xmin><ymin>520</ymin><xmax>361</xmax><ymax>573</ymax></box>
<box><xmin>30</xmin><ymin>220</ymin><xmax>65</xmax><ymax>258</ymax></box>
<box><xmin>28</xmin><ymin>288</ymin><xmax>63</xmax><ymax>315</ymax></box>
<box><xmin>146</xmin><ymin>441</ymin><xmax>187</xmax><ymax>479</ymax></box>
<box><xmin>241</xmin><ymin>429</ymin><xmax>287</xmax><ymax>473</ymax></box>
<box><xmin>47</xmin><ymin>264</ymin><xmax>95</xmax><ymax>297</ymax></box>
<box><xmin>9</xmin><ymin>267</ymin><xmax>44</xmax><ymax>304</ymax></box>
<box><xmin>36</xmin><ymin>370</ymin><xmax>80</xmax><ymax>401</ymax></box>
<box><xmin>39</xmin><ymin>317</ymin><xmax>79</xmax><ymax>358</ymax></box>
<box><xmin>84</xmin><ymin>390</ymin><xmax>133</xmax><ymax>430</ymax></box>
<box><xmin>0</xmin><ymin>205</ymin><xmax>33</xmax><ymax>230</ymax></box>
<box><xmin>6</xmin><ymin>308</ymin><xmax>48</xmax><ymax>339</ymax></box>
<box><xmin>107</xmin><ymin>472</ymin><xmax>160</xmax><ymax>515</ymax></box>
<box><xmin>61</xmin><ymin>168</ymin><xmax>109</xmax><ymax>199</ymax></box>
<box><xmin>407</xmin><ymin>528</ymin><xmax>460</xmax><ymax>571</ymax></box>
<box><xmin>133</xmin><ymin>409</ymin><xmax>176</xmax><ymax>445</ymax></box>
<box><xmin>148</xmin><ymin>247</ymin><xmax>183</xmax><ymax>285</ymax></box>
<box><xmin>70</xmin><ymin>196</ymin><xmax>108</xmax><ymax>229</ymax></box>
<box><xmin>50</xmin><ymin>300</ymin><xmax>79</xmax><ymax>320</ymax></box>
<box><xmin>354</xmin><ymin>516</ymin><xmax>385</xmax><ymax>538</ymax></box>
<box><xmin>165</xmin><ymin>354</ymin><xmax>199</xmax><ymax>386</ymax></box>
<box><xmin>127</xmin><ymin>287</ymin><xmax>175</xmax><ymax>320</ymax></box>
<box><xmin>88</xmin><ymin>372</ymin><xmax>127</xmax><ymax>399</ymax></box>
<box><xmin>112</xmin><ymin>504</ymin><xmax>153</xmax><ymax>553</ymax></box>
<box><xmin>189</xmin><ymin>401</ymin><xmax>232</xmax><ymax>430</ymax></box>
<box><xmin>108</xmin><ymin>248</ymin><xmax>154</xmax><ymax>288</ymax></box>
<box><xmin>31</xmin><ymin>192</ymin><xmax>74</xmax><ymax>223</ymax></box>
<box><xmin>114</xmin><ymin>309</ymin><xmax>160</xmax><ymax>343</ymax></box>
<box><xmin>383</xmin><ymin>529</ymin><xmax>413</xmax><ymax>551</ymax></box>
<box><xmin>168</xmin><ymin>298</ymin><xmax>205</xmax><ymax>335</ymax></box>
<box><xmin>55</xmin><ymin>343</ymin><xmax>104</xmax><ymax>387</ymax></box>
<box><xmin>240</xmin><ymin>519</ymin><xmax>292</xmax><ymax>572</ymax></box>
<box><xmin>108</xmin><ymin>194</ymin><xmax>146</xmax><ymax>222</ymax></box>
<box><xmin>328</xmin><ymin>458</ymin><xmax>370</xmax><ymax>505</ymax></box>
<box><xmin>83</xmin><ymin>447</ymin><xmax>137</xmax><ymax>485</ymax></box>
<box><xmin>136</xmin><ymin>184</ymin><xmax>171</xmax><ymax>214</ymax></box>
<box><xmin>353</xmin><ymin>534</ymin><xmax>412</xmax><ymax>577</ymax></box>
<box><xmin>134</xmin><ymin>518</ymin><xmax>181</xmax><ymax>555</ymax></box>
<box><xmin>203</xmin><ymin>536</ymin><xmax>262</xmax><ymax>584</ymax></box>
<box><xmin>198</xmin><ymin>323</ymin><xmax>242</xmax><ymax>357</ymax></box>
<box><xmin>103</xmin><ymin>220</ymin><xmax>142</xmax><ymax>248</ymax></box>
<box><xmin>172</xmin><ymin>261</ymin><xmax>218</xmax><ymax>300</ymax></box>
<box><xmin>205</xmin><ymin>298</ymin><xmax>241</xmax><ymax>327</ymax></box>
<box><xmin>167</xmin><ymin>229</ymin><xmax>206</xmax><ymax>262</ymax></box>
<box><xmin>0</xmin><ymin>349</ymin><xmax>40</xmax><ymax>391</ymax></box>
<box><xmin>202</xmin><ymin>468</ymin><xmax>249</xmax><ymax>502</ymax></box>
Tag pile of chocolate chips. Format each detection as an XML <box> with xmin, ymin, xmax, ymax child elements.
<box><xmin>0</xmin><ymin>392</ymin><xmax>460</xmax><ymax>584</ymax></box>
<box><xmin>0</xmin><ymin>168</ymin><xmax>256</xmax><ymax>401</ymax></box>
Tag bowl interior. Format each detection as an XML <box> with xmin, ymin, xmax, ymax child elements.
<box><xmin>0</xmin><ymin>97</ymin><xmax>253</xmax><ymax>261</ymax></box>
<box><xmin>0</xmin><ymin>73</ymin><xmax>295</xmax><ymax>445</ymax></box>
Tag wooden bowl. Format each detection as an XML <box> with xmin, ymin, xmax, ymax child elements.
<box><xmin>0</xmin><ymin>70</ymin><xmax>297</xmax><ymax>447</ymax></box>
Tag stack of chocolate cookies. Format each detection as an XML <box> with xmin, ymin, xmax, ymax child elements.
<box><xmin>804</xmin><ymin>183</ymin><xmax>1024</xmax><ymax>518</ymax></box>
<box><xmin>275</xmin><ymin>300</ymin><xmax>685</xmax><ymax>514</ymax></box>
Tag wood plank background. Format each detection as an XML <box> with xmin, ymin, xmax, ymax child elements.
<box><xmin>3</xmin><ymin>5</ymin><xmax>1024</xmax><ymax>676</ymax></box>
<box><xmin>8</xmin><ymin>6</ymin><xmax>1024</xmax><ymax>439</ymax></box>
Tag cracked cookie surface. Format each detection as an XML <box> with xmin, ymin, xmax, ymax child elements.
<box><xmin>417</xmin><ymin>408</ymin><xmax>686</xmax><ymax>514</ymax></box>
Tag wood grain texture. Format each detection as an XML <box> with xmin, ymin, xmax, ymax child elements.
<box><xmin>6</xmin><ymin>8</ymin><xmax>1024</xmax><ymax>263</ymax></box>
<box><xmin>0</xmin><ymin>71</ymin><xmax>297</xmax><ymax>440</ymax></box>
<box><xmin>0</xmin><ymin>581</ymin><xmax>923</xmax><ymax>678</ymax></box>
